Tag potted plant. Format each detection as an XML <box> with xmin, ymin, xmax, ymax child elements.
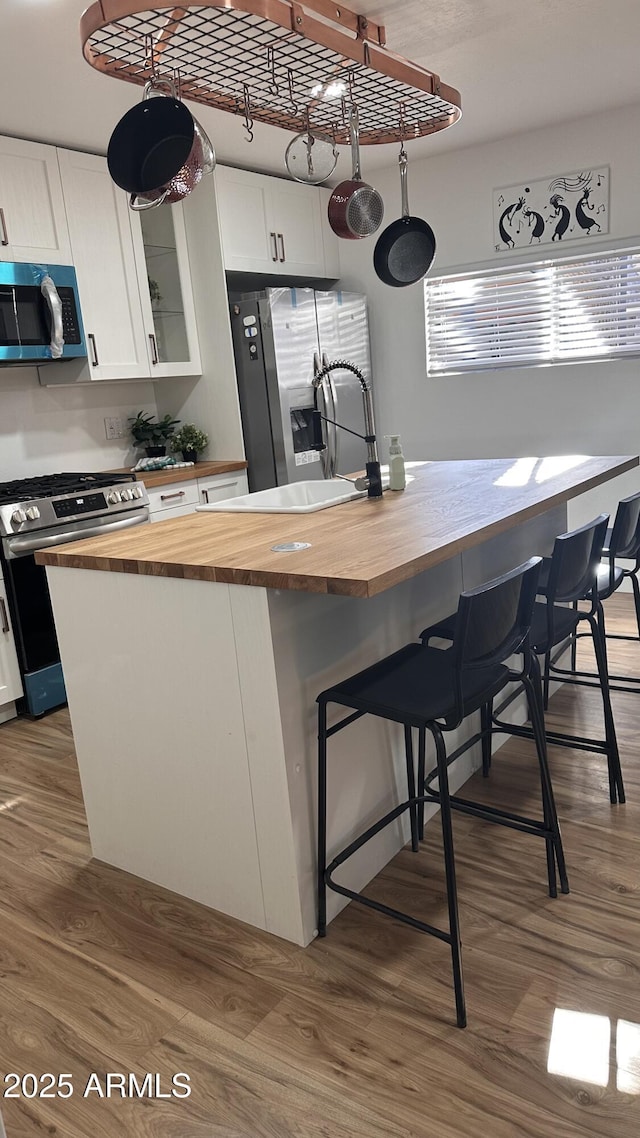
<box><xmin>170</xmin><ymin>424</ymin><xmax>209</xmax><ymax>463</ymax></box>
<box><xmin>128</xmin><ymin>411</ymin><xmax>181</xmax><ymax>457</ymax></box>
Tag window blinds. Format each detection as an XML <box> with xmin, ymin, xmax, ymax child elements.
<box><xmin>424</xmin><ymin>248</ymin><xmax>640</xmax><ymax>375</ymax></box>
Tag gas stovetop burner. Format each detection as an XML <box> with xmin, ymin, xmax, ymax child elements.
<box><xmin>0</xmin><ymin>472</ymin><xmax>134</xmax><ymax>505</ymax></box>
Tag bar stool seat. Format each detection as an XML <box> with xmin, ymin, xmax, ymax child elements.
<box><xmin>317</xmin><ymin>557</ymin><xmax>569</xmax><ymax>1031</ymax></box>
<box><xmin>327</xmin><ymin>643</ymin><xmax>509</xmax><ymax>725</ymax></box>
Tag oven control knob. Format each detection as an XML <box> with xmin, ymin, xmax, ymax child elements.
<box><xmin>106</xmin><ymin>490</ymin><xmax>122</xmax><ymax>504</ymax></box>
<box><xmin>120</xmin><ymin>488</ymin><xmax>134</xmax><ymax>501</ymax></box>
<box><xmin>11</xmin><ymin>508</ymin><xmax>27</xmax><ymax>525</ymax></box>
<box><xmin>25</xmin><ymin>506</ymin><xmax>40</xmax><ymax>521</ymax></box>
<box><xmin>132</xmin><ymin>485</ymin><xmax>143</xmax><ymax>498</ymax></box>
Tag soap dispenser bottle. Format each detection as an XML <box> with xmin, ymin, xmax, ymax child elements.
<box><xmin>386</xmin><ymin>434</ymin><xmax>406</xmax><ymax>491</ymax></box>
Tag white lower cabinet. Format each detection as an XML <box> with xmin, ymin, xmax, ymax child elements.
<box><xmin>198</xmin><ymin>471</ymin><xmax>248</xmax><ymax>504</ymax></box>
<box><xmin>0</xmin><ymin>565</ymin><xmax>23</xmax><ymax>717</ymax></box>
<box><xmin>146</xmin><ymin>471</ymin><xmax>248</xmax><ymax>521</ymax></box>
<box><xmin>146</xmin><ymin>479</ymin><xmax>200</xmax><ymax>521</ymax></box>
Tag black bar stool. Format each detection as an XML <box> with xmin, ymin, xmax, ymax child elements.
<box><xmin>317</xmin><ymin>557</ymin><xmax>569</xmax><ymax>1030</ymax></box>
<box><xmin>551</xmin><ymin>490</ymin><xmax>640</xmax><ymax>695</ymax></box>
<box><xmin>424</xmin><ymin>516</ymin><xmax>625</xmax><ymax>806</ymax></box>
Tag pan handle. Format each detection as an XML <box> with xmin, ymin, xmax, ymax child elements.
<box><xmin>399</xmin><ymin>144</ymin><xmax>410</xmax><ymax>220</ymax></box>
<box><xmin>129</xmin><ymin>190</ymin><xmax>169</xmax><ymax>211</ymax></box>
<box><xmin>348</xmin><ymin>105</ymin><xmax>362</xmax><ymax>182</ymax></box>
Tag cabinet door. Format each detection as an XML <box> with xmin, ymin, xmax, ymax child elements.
<box><xmin>0</xmin><ymin>569</ymin><xmax>23</xmax><ymax>709</ymax></box>
<box><xmin>198</xmin><ymin>472</ymin><xmax>248</xmax><ymax>504</ymax></box>
<box><xmin>215</xmin><ymin>167</ymin><xmax>277</xmax><ymax>273</ymax></box>
<box><xmin>0</xmin><ymin>136</ymin><xmax>71</xmax><ymax>264</ymax></box>
<box><xmin>267</xmin><ymin>180</ymin><xmax>326</xmax><ymax>276</ymax></box>
<box><xmin>132</xmin><ymin>201</ymin><xmax>202</xmax><ymax>378</ymax></box>
<box><xmin>57</xmin><ymin>149</ymin><xmax>150</xmax><ymax>382</ymax></box>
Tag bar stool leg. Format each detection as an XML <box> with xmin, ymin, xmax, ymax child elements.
<box><xmin>631</xmin><ymin>569</ymin><xmax>640</xmax><ymax>640</ymax></box>
<box><xmin>525</xmin><ymin>656</ymin><xmax>569</xmax><ymax>896</ymax></box>
<box><xmin>404</xmin><ymin>725</ymin><xmax>420</xmax><ymax>852</ymax></box>
<box><xmin>317</xmin><ymin>698</ymin><xmax>328</xmax><ymax>937</ymax></box>
<box><xmin>431</xmin><ymin>722</ymin><xmax>466</xmax><ymax>1029</ymax></box>
<box><xmin>480</xmin><ymin>701</ymin><xmax>493</xmax><ymax>776</ymax></box>
<box><xmin>589</xmin><ymin>607</ymin><xmax>625</xmax><ymax>804</ymax></box>
<box><xmin>417</xmin><ymin>727</ymin><xmax>426</xmax><ymax>840</ymax></box>
<box><xmin>543</xmin><ymin>650</ymin><xmax>551</xmax><ymax>710</ymax></box>
<box><xmin>570</xmin><ymin>599</ymin><xmax>579</xmax><ymax>673</ymax></box>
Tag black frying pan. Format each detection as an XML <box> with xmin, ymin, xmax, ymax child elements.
<box><xmin>107</xmin><ymin>81</ymin><xmax>194</xmax><ymax>197</ymax></box>
<box><xmin>373</xmin><ymin>148</ymin><xmax>436</xmax><ymax>287</ymax></box>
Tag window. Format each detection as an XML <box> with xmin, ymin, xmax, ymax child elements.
<box><xmin>424</xmin><ymin>247</ymin><xmax>640</xmax><ymax>375</ymax></box>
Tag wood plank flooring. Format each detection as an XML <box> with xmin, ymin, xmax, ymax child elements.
<box><xmin>0</xmin><ymin>593</ymin><xmax>639</xmax><ymax>1135</ymax></box>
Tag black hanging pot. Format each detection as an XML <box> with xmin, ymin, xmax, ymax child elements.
<box><xmin>107</xmin><ymin>79</ymin><xmax>195</xmax><ymax>208</ymax></box>
<box><xmin>373</xmin><ymin>146</ymin><xmax>436</xmax><ymax>287</ymax></box>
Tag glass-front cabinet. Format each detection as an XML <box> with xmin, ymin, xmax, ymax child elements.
<box><xmin>133</xmin><ymin>203</ymin><xmax>201</xmax><ymax>378</ymax></box>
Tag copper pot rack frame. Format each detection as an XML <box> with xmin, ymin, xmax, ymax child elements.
<box><xmin>81</xmin><ymin>0</ymin><xmax>462</xmax><ymax>146</ymax></box>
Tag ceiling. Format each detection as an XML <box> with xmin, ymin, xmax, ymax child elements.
<box><xmin>1</xmin><ymin>0</ymin><xmax>640</xmax><ymax>179</ymax></box>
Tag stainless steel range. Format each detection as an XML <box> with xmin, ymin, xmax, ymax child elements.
<box><xmin>0</xmin><ymin>472</ymin><xmax>149</xmax><ymax>716</ymax></box>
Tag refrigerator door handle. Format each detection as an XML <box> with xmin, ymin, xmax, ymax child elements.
<box><xmin>327</xmin><ymin>375</ymin><xmax>339</xmax><ymax>477</ymax></box>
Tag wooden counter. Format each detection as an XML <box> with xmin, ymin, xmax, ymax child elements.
<box><xmin>108</xmin><ymin>458</ymin><xmax>247</xmax><ymax>489</ymax></box>
<box><xmin>38</xmin><ymin>457</ymin><xmax>638</xmax><ymax>598</ymax></box>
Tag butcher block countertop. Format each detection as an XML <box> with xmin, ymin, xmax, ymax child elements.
<box><xmin>109</xmin><ymin>459</ymin><xmax>247</xmax><ymax>489</ymax></box>
<box><xmin>38</xmin><ymin>457</ymin><xmax>638</xmax><ymax>598</ymax></box>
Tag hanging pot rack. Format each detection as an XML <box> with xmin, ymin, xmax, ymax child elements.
<box><xmin>80</xmin><ymin>1</ymin><xmax>462</xmax><ymax>146</ymax></box>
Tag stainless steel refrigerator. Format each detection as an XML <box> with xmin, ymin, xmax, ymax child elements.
<box><xmin>228</xmin><ymin>287</ymin><xmax>373</xmax><ymax>491</ymax></box>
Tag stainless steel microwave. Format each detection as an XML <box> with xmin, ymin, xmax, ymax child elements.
<box><xmin>0</xmin><ymin>262</ymin><xmax>86</xmax><ymax>365</ymax></box>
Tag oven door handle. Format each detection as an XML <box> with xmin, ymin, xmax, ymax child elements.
<box><xmin>6</xmin><ymin>511</ymin><xmax>149</xmax><ymax>557</ymax></box>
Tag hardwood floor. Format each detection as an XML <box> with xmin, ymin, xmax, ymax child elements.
<box><xmin>0</xmin><ymin>593</ymin><xmax>639</xmax><ymax>1136</ymax></box>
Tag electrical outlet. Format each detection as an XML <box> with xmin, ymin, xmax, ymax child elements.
<box><xmin>104</xmin><ymin>416</ymin><xmax>125</xmax><ymax>440</ymax></box>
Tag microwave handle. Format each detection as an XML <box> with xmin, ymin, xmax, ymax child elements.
<box><xmin>40</xmin><ymin>275</ymin><xmax>65</xmax><ymax>360</ymax></box>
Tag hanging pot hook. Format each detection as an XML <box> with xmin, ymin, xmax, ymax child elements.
<box><xmin>266</xmin><ymin>45</ymin><xmax>279</xmax><ymax>96</ymax></box>
<box><xmin>286</xmin><ymin>69</ymin><xmax>296</xmax><ymax>118</ymax></box>
<box><xmin>242</xmin><ymin>83</ymin><xmax>254</xmax><ymax>143</ymax></box>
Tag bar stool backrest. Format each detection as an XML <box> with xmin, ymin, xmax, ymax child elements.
<box><xmin>546</xmin><ymin>515</ymin><xmax>609</xmax><ymax>607</ymax></box>
<box><xmin>453</xmin><ymin>557</ymin><xmax>542</xmax><ymax>673</ymax></box>
<box><xmin>609</xmin><ymin>491</ymin><xmax>640</xmax><ymax>559</ymax></box>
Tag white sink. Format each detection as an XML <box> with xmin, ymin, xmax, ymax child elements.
<box><xmin>195</xmin><ymin>479</ymin><xmax>367</xmax><ymax>514</ymax></box>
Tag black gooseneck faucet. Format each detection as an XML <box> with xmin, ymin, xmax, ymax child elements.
<box><xmin>310</xmin><ymin>359</ymin><xmax>383</xmax><ymax>499</ymax></box>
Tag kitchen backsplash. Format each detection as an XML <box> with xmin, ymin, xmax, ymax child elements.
<box><xmin>0</xmin><ymin>366</ymin><xmax>158</xmax><ymax>479</ymax></box>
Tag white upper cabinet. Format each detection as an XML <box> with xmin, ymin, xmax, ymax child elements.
<box><xmin>132</xmin><ymin>201</ymin><xmax>202</xmax><ymax>378</ymax></box>
<box><xmin>0</xmin><ymin>136</ymin><xmax>71</xmax><ymax>264</ymax></box>
<box><xmin>57</xmin><ymin>149</ymin><xmax>150</xmax><ymax>382</ymax></box>
<box><xmin>216</xmin><ymin>166</ymin><xmax>339</xmax><ymax>278</ymax></box>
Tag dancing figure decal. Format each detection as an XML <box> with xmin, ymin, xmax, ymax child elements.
<box><xmin>575</xmin><ymin>186</ymin><xmax>601</xmax><ymax>235</ymax></box>
<box><xmin>493</xmin><ymin>166</ymin><xmax>608</xmax><ymax>252</ymax></box>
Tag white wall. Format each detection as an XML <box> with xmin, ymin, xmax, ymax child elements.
<box><xmin>337</xmin><ymin>102</ymin><xmax>640</xmax><ymax>526</ymax></box>
<box><xmin>0</xmin><ymin>368</ymin><xmax>156</xmax><ymax>480</ymax></box>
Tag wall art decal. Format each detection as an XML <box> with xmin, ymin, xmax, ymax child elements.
<box><xmin>493</xmin><ymin>167</ymin><xmax>609</xmax><ymax>252</ymax></box>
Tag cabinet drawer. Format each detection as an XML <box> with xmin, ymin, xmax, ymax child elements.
<box><xmin>198</xmin><ymin>473</ymin><xmax>247</xmax><ymax>504</ymax></box>
<box><xmin>146</xmin><ymin>479</ymin><xmax>199</xmax><ymax>516</ymax></box>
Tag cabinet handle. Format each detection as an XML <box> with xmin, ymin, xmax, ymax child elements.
<box><xmin>278</xmin><ymin>233</ymin><xmax>286</xmax><ymax>262</ymax></box>
<box><xmin>88</xmin><ymin>333</ymin><xmax>99</xmax><ymax>366</ymax></box>
<box><xmin>202</xmin><ymin>489</ymin><xmax>209</xmax><ymax>503</ymax></box>
<box><xmin>0</xmin><ymin>208</ymin><xmax>8</xmax><ymax>247</ymax></box>
<box><xmin>160</xmin><ymin>490</ymin><xmax>186</xmax><ymax>501</ymax></box>
<box><xmin>149</xmin><ymin>333</ymin><xmax>159</xmax><ymax>365</ymax></box>
<box><xmin>0</xmin><ymin>598</ymin><xmax>9</xmax><ymax>634</ymax></box>
<box><xmin>270</xmin><ymin>231</ymin><xmax>278</xmax><ymax>262</ymax></box>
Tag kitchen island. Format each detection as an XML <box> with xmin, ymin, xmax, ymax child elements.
<box><xmin>38</xmin><ymin>456</ymin><xmax>637</xmax><ymax>946</ymax></box>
